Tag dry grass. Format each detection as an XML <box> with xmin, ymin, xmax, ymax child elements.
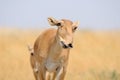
<box><xmin>0</xmin><ymin>28</ymin><xmax>120</xmax><ymax>80</ymax></box>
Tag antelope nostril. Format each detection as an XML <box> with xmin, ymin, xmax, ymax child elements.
<box><xmin>68</xmin><ymin>43</ymin><xmax>73</xmax><ymax>48</ymax></box>
<box><xmin>63</xmin><ymin>45</ymin><xmax>68</xmax><ymax>48</ymax></box>
<box><xmin>60</xmin><ymin>41</ymin><xmax>68</xmax><ymax>49</ymax></box>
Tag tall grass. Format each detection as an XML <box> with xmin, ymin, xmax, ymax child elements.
<box><xmin>0</xmin><ymin>28</ymin><xmax>120</xmax><ymax>80</ymax></box>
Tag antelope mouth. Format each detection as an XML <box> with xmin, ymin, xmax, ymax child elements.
<box><xmin>60</xmin><ymin>41</ymin><xmax>73</xmax><ymax>49</ymax></box>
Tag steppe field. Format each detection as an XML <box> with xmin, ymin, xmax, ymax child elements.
<box><xmin>0</xmin><ymin>28</ymin><xmax>120</xmax><ymax>80</ymax></box>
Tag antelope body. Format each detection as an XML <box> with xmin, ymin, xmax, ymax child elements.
<box><xmin>29</xmin><ymin>17</ymin><xmax>79</xmax><ymax>80</ymax></box>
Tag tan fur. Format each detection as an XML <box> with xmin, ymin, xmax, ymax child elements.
<box><xmin>29</xmin><ymin>17</ymin><xmax>79</xmax><ymax>80</ymax></box>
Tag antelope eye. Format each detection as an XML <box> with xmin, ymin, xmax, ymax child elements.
<box><xmin>73</xmin><ymin>26</ymin><xmax>77</xmax><ymax>31</ymax></box>
<box><xmin>56</xmin><ymin>23</ymin><xmax>61</xmax><ymax>26</ymax></box>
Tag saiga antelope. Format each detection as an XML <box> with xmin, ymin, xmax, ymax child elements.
<box><xmin>28</xmin><ymin>17</ymin><xmax>79</xmax><ymax>80</ymax></box>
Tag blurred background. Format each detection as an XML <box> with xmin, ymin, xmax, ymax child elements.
<box><xmin>0</xmin><ymin>0</ymin><xmax>120</xmax><ymax>80</ymax></box>
<box><xmin>0</xmin><ymin>0</ymin><xmax>120</xmax><ymax>30</ymax></box>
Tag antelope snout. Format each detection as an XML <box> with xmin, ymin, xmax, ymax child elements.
<box><xmin>60</xmin><ymin>41</ymin><xmax>73</xmax><ymax>49</ymax></box>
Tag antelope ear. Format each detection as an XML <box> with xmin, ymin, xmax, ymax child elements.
<box><xmin>72</xmin><ymin>21</ymin><xmax>79</xmax><ymax>32</ymax></box>
<box><xmin>48</xmin><ymin>17</ymin><xmax>62</xmax><ymax>26</ymax></box>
